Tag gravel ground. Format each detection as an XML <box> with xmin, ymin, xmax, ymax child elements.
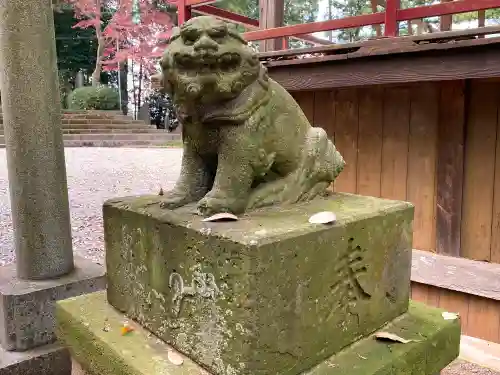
<box><xmin>443</xmin><ymin>360</ymin><xmax>500</xmax><ymax>375</ymax></box>
<box><xmin>0</xmin><ymin>148</ymin><xmax>182</xmax><ymax>266</ymax></box>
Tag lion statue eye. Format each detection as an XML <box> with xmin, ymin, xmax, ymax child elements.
<box><xmin>182</xmin><ymin>31</ymin><xmax>200</xmax><ymax>46</ymax></box>
<box><xmin>208</xmin><ymin>30</ymin><xmax>226</xmax><ymax>42</ymax></box>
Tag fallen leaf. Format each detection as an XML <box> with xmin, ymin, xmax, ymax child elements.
<box><xmin>308</xmin><ymin>211</ymin><xmax>337</xmax><ymax>225</ymax></box>
<box><xmin>120</xmin><ymin>323</ymin><xmax>134</xmax><ymax>336</ymax></box>
<box><xmin>199</xmin><ymin>227</ymin><xmax>212</xmax><ymax>235</ymax></box>
<box><xmin>168</xmin><ymin>349</ymin><xmax>184</xmax><ymax>366</ymax></box>
<box><xmin>202</xmin><ymin>213</ymin><xmax>239</xmax><ymax>222</ymax></box>
<box><xmin>442</xmin><ymin>311</ymin><xmax>459</xmax><ymax>320</ymax></box>
<box><xmin>374</xmin><ymin>332</ymin><xmax>413</xmax><ymax>344</ymax></box>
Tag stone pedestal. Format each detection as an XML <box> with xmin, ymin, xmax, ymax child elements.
<box><xmin>104</xmin><ymin>193</ymin><xmax>413</xmax><ymax>375</ymax></box>
<box><xmin>0</xmin><ymin>0</ymin><xmax>107</xmax><ymax>373</ymax></box>
<box><xmin>0</xmin><ymin>257</ymin><xmax>106</xmax><ymax>375</ymax></box>
<box><xmin>0</xmin><ymin>344</ymin><xmax>70</xmax><ymax>375</ymax></box>
<box><xmin>56</xmin><ymin>193</ymin><xmax>461</xmax><ymax>375</ymax></box>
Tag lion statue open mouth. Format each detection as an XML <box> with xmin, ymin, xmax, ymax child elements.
<box><xmin>159</xmin><ymin>17</ymin><xmax>262</xmax><ymax>105</ymax></box>
<box><xmin>155</xmin><ymin>15</ymin><xmax>345</xmax><ymax>216</ymax></box>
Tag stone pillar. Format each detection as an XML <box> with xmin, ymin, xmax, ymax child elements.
<box><xmin>0</xmin><ymin>0</ymin><xmax>74</xmax><ymax>279</ymax></box>
<box><xmin>0</xmin><ymin>2</ymin><xmax>106</xmax><ymax>374</ymax></box>
<box><xmin>75</xmin><ymin>71</ymin><xmax>85</xmax><ymax>88</ymax></box>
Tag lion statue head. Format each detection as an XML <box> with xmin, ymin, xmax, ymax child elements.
<box><xmin>159</xmin><ymin>16</ymin><xmax>264</xmax><ymax>106</ymax></box>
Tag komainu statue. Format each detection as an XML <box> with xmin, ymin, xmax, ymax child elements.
<box><xmin>155</xmin><ymin>16</ymin><xmax>345</xmax><ymax>216</ymax></box>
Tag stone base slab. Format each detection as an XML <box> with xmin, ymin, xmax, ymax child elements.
<box><xmin>0</xmin><ymin>342</ymin><xmax>71</xmax><ymax>375</ymax></box>
<box><xmin>56</xmin><ymin>291</ymin><xmax>460</xmax><ymax>375</ymax></box>
<box><xmin>0</xmin><ymin>256</ymin><xmax>106</xmax><ymax>351</ymax></box>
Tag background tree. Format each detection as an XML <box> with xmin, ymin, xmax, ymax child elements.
<box><xmin>54</xmin><ymin>5</ymin><xmax>98</xmax><ymax>81</ymax></box>
<box><xmin>325</xmin><ymin>0</ymin><xmax>372</xmax><ymax>42</ymax></box>
<box><xmin>63</xmin><ymin>0</ymin><xmax>173</xmax><ymax>86</ymax></box>
<box><xmin>54</xmin><ymin>2</ymin><xmax>118</xmax><ymax>107</ymax></box>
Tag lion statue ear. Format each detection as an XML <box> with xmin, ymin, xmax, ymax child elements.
<box><xmin>169</xmin><ymin>26</ymin><xmax>181</xmax><ymax>43</ymax></box>
<box><xmin>227</xmin><ymin>22</ymin><xmax>239</xmax><ymax>33</ymax></box>
<box><xmin>226</xmin><ymin>22</ymin><xmax>249</xmax><ymax>44</ymax></box>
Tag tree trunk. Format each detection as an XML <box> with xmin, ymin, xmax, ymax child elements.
<box><xmin>119</xmin><ymin>61</ymin><xmax>128</xmax><ymax>115</ymax></box>
<box><xmin>131</xmin><ymin>60</ymin><xmax>138</xmax><ymax>119</ymax></box>
<box><xmin>91</xmin><ymin>35</ymin><xmax>105</xmax><ymax>86</ymax></box>
<box><xmin>91</xmin><ymin>0</ymin><xmax>103</xmax><ymax>87</ymax></box>
<box><xmin>137</xmin><ymin>62</ymin><xmax>143</xmax><ymax>115</ymax></box>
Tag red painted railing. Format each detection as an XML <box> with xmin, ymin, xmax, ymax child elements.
<box><xmin>171</xmin><ymin>0</ymin><xmax>500</xmax><ymax>44</ymax></box>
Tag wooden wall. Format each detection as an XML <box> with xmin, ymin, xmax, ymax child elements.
<box><xmin>411</xmin><ymin>282</ymin><xmax>500</xmax><ymax>343</ymax></box>
<box><xmin>291</xmin><ymin>79</ymin><xmax>500</xmax><ymax>262</ymax></box>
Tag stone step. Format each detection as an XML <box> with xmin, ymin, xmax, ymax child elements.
<box><xmin>63</xmin><ymin>111</ymin><xmax>129</xmax><ymax>119</ymax></box>
<box><xmin>0</xmin><ymin>132</ymin><xmax>179</xmax><ymax>142</ymax></box>
<box><xmin>0</xmin><ymin>135</ymin><xmax>181</xmax><ymax>148</ymax></box>
<box><xmin>0</xmin><ymin>128</ymin><xmax>170</xmax><ymax>135</ymax></box>
<box><xmin>62</xmin><ymin>139</ymin><xmax>180</xmax><ymax>147</ymax></box>
<box><xmin>0</xmin><ymin>119</ymin><xmax>147</xmax><ymax>125</ymax></box>
<box><xmin>0</xmin><ymin>123</ymin><xmax>156</xmax><ymax>130</ymax></box>
<box><xmin>63</xmin><ymin>128</ymin><xmax>166</xmax><ymax>134</ymax></box>
<box><xmin>62</xmin><ymin>110</ymin><xmax>124</xmax><ymax>115</ymax></box>
<box><xmin>67</xmin><ymin>133</ymin><xmax>174</xmax><ymax>141</ymax></box>
<box><xmin>63</xmin><ymin>113</ymin><xmax>133</xmax><ymax>118</ymax></box>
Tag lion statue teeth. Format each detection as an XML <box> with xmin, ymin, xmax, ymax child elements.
<box><xmin>155</xmin><ymin>15</ymin><xmax>345</xmax><ymax>216</ymax></box>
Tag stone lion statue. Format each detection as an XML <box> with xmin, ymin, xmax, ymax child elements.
<box><xmin>154</xmin><ymin>16</ymin><xmax>345</xmax><ymax>216</ymax></box>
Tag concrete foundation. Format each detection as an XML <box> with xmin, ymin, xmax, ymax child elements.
<box><xmin>0</xmin><ymin>256</ymin><xmax>106</xmax><ymax>351</ymax></box>
<box><xmin>56</xmin><ymin>291</ymin><xmax>461</xmax><ymax>375</ymax></box>
<box><xmin>0</xmin><ymin>343</ymin><xmax>71</xmax><ymax>375</ymax></box>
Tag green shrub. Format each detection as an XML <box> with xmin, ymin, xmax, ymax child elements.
<box><xmin>67</xmin><ymin>85</ymin><xmax>119</xmax><ymax>110</ymax></box>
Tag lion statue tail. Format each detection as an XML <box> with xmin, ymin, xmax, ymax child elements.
<box><xmin>246</xmin><ymin>126</ymin><xmax>346</xmax><ymax>209</ymax></box>
<box><xmin>305</xmin><ymin>126</ymin><xmax>345</xmax><ymax>182</ymax></box>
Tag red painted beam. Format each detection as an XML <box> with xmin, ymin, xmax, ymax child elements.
<box><xmin>175</xmin><ymin>0</ymin><xmax>500</xmax><ymax>43</ymax></box>
<box><xmin>177</xmin><ymin>0</ymin><xmax>192</xmax><ymax>24</ymax></box>
<box><xmin>194</xmin><ymin>5</ymin><xmax>260</xmax><ymax>27</ymax></box>
<box><xmin>192</xmin><ymin>5</ymin><xmax>332</xmax><ymax>45</ymax></box>
<box><xmin>243</xmin><ymin>13</ymin><xmax>384</xmax><ymax>41</ymax></box>
<box><xmin>398</xmin><ymin>0</ymin><xmax>500</xmax><ymax>20</ymax></box>
<box><xmin>185</xmin><ymin>0</ymin><xmax>215</xmax><ymax>6</ymax></box>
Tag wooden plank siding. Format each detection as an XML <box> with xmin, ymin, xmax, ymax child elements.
<box><xmin>411</xmin><ymin>282</ymin><xmax>500</xmax><ymax>343</ymax></box>
<box><xmin>410</xmin><ymin>249</ymin><xmax>500</xmax><ymax>343</ymax></box>
<box><xmin>291</xmin><ymin>79</ymin><xmax>500</xmax><ymax>259</ymax></box>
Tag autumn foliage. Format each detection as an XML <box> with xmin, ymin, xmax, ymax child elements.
<box><xmin>66</xmin><ymin>0</ymin><xmax>175</xmax><ymax>84</ymax></box>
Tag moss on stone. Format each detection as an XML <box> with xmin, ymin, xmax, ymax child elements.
<box><xmin>104</xmin><ymin>192</ymin><xmax>414</xmax><ymax>245</ymax></box>
<box><xmin>307</xmin><ymin>301</ymin><xmax>461</xmax><ymax>375</ymax></box>
<box><xmin>56</xmin><ymin>294</ymin><xmax>460</xmax><ymax>375</ymax></box>
<box><xmin>56</xmin><ymin>291</ymin><xmax>205</xmax><ymax>375</ymax></box>
<box><xmin>103</xmin><ymin>193</ymin><xmax>415</xmax><ymax>375</ymax></box>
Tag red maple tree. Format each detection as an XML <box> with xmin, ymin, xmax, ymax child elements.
<box><xmin>66</xmin><ymin>0</ymin><xmax>175</xmax><ymax>85</ymax></box>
